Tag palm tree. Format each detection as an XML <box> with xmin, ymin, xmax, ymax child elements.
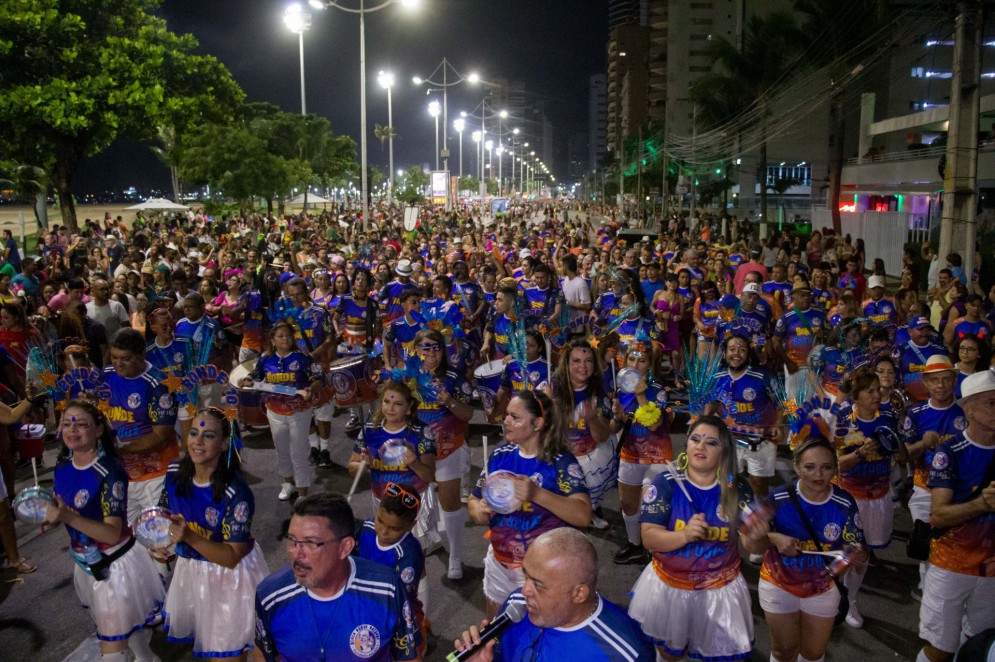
<box><xmin>0</xmin><ymin>163</ymin><xmax>49</xmax><ymax>230</ymax></box>
<box><xmin>374</xmin><ymin>123</ymin><xmax>397</xmax><ymax>151</ymax></box>
<box><xmin>690</xmin><ymin>11</ymin><xmax>805</xmax><ymax>234</ymax></box>
<box><xmin>794</xmin><ymin>0</ymin><xmax>888</xmax><ymax>235</ymax></box>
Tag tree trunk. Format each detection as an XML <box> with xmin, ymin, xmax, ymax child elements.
<box><xmin>828</xmin><ymin>88</ymin><xmax>845</xmax><ymax>236</ymax></box>
<box><xmin>53</xmin><ymin>139</ymin><xmax>85</xmax><ymax>233</ymax></box>
<box><xmin>34</xmin><ymin>192</ymin><xmax>49</xmax><ymax>231</ymax></box>
<box><xmin>170</xmin><ymin>165</ymin><xmax>180</xmax><ymax>202</ymax></box>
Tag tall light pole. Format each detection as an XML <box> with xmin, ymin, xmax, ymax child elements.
<box><xmin>307</xmin><ymin>0</ymin><xmax>421</xmax><ymax>226</ymax></box>
<box><xmin>428</xmin><ymin>100</ymin><xmax>441</xmax><ymax>170</ymax></box>
<box><xmin>284</xmin><ymin>4</ymin><xmax>312</xmax><ymax>115</ymax></box>
<box><xmin>495</xmin><ymin>146</ymin><xmax>504</xmax><ymax>195</ymax></box>
<box><xmin>413</xmin><ymin>61</ymin><xmax>480</xmax><ymax>173</ymax></box>
<box><xmin>377</xmin><ymin>70</ymin><xmax>394</xmax><ymax>204</ymax></box>
<box><xmin>453</xmin><ymin>118</ymin><xmax>465</xmax><ymax>177</ymax></box>
<box><xmin>472</xmin><ymin>131</ymin><xmax>481</xmax><ymax>190</ymax></box>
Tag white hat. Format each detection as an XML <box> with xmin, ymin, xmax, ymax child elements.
<box><xmin>519</xmin><ymin>248</ymin><xmax>532</xmax><ymax>259</ymax></box>
<box><xmin>959</xmin><ymin>369</ymin><xmax>995</xmax><ymax>402</ymax></box>
<box><xmin>742</xmin><ymin>283</ymin><xmax>761</xmax><ymax>295</ymax></box>
<box><xmin>642</xmin><ymin>236</ymin><xmax>651</xmax><ymax>243</ymax></box>
<box><xmin>868</xmin><ymin>275</ymin><xmax>885</xmax><ymax>289</ymax></box>
<box><xmin>395</xmin><ymin>259</ymin><xmax>413</xmax><ymax>276</ymax></box>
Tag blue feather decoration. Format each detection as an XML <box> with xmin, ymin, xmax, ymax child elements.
<box><xmin>679</xmin><ymin>343</ymin><xmax>723</xmax><ymax>415</ymax></box>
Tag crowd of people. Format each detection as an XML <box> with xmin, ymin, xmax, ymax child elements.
<box><xmin>0</xmin><ymin>201</ymin><xmax>993</xmax><ymax>662</ymax></box>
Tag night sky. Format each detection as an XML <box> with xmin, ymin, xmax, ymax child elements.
<box><xmin>74</xmin><ymin>0</ymin><xmax>607</xmax><ymax>195</ymax></box>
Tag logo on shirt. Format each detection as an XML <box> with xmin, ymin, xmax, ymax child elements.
<box><xmin>158</xmin><ymin>394</ymin><xmax>173</xmax><ymax>410</ymax></box>
<box><xmin>349</xmin><ymin>624</ymin><xmax>381</xmax><ymax>658</ymax></box>
<box><xmin>174</xmin><ymin>352</ymin><xmax>184</xmax><ymax>363</ymax></box>
<box><xmin>234</xmin><ymin>501</ymin><xmax>250</xmax><ymax>523</ymax></box>
<box><xmin>642</xmin><ymin>484</ymin><xmax>658</xmax><ymax>504</ymax></box>
<box><xmin>823</xmin><ymin>523</ymin><xmax>841</xmax><ymax>541</ymax></box>
<box><xmin>288</xmin><ymin>360</ymin><xmax>300</xmax><ymax>372</ymax></box>
<box><xmin>932</xmin><ymin>452</ymin><xmax>949</xmax><ymax>470</ymax></box>
<box><xmin>74</xmin><ymin>489</ymin><xmax>90</xmax><ymax>509</ymax></box>
<box><xmin>567</xmin><ymin>463</ymin><xmax>583</xmax><ymax>480</ymax></box>
<box><xmin>205</xmin><ymin>507</ymin><xmax>219</xmax><ymax>527</ymax></box>
<box><xmin>742</xmin><ymin>388</ymin><xmax>756</xmax><ymax>402</ymax></box>
<box><xmin>954</xmin><ymin>416</ymin><xmax>967</xmax><ymax>431</ymax></box>
<box><xmin>111</xmin><ymin>481</ymin><xmax>125</xmax><ymax>500</ymax></box>
<box><xmin>530</xmin><ymin>472</ymin><xmax>544</xmax><ymax>487</ymax></box>
<box><xmin>401</xmin><ymin>566</ymin><xmax>415</xmax><ymax>584</ymax></box>
<box><xmin>127</xmin><ymin>392</ymin><xmax>142</xmax><ymax>409</ymax></box>
<box><xmin>461</xmin><ymin>382</ymin><xmax>472</xmax><ymax>395</ymax></box>
<box><xmin>331</xmin><ymin>370</ymin><xmax>358</xmax><ymax>402</ymax></box>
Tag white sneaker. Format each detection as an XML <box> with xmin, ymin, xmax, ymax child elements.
<box><xmin>278</xmin><ymin>482</ymin><xmax>297</xmax><ymax>501</ymax></box>
<box><xmin>749</xmin><ymin>553</ymin><xmax>764</xmax><ymax>564</ymax></box>
<box><xmin>845</xmin><ymin>603</ymin><xmax>863</xmax><ymax>628</ymax></box>
<box><xmin>591</xmin><ymin>514</ymin><xmax>609</xmax><ymax>530</ymax></box>
<box><xmin>447</xmin><ymin>558</ymin><xmax>464</xmax><ymax>580</ymax></box>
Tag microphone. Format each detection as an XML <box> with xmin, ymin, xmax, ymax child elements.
<box><xmin>447</xmin><ymin>601</ymin><xmax>527</xmax><ymax>662</ymax></box>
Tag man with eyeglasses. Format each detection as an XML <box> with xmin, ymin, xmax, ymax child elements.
<box><xmin>453</xmin><ymin>528</ymin><xmax>654</xmax><ymax>661</ymax></box>
<box><xmin>254</xmin><ymin>493</ymin><xmax>423</xmax><ymax>662</ymax></box>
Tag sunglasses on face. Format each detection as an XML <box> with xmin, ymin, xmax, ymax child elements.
<box><xmin>385</xmin><ymin>482</ymin><xmax>420</xmax><ymax>509</ymax></box>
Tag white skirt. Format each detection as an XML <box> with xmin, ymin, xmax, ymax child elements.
<box><xmin>73</xmin><ymin>541</ymin><xmax>166</xmax><ymax>642</ymax></box>
<box><xmin>628</xmin><ymin>564</ymin><xmax>754</xmax><ymax>662</ymax></box>
<box><xmin>577</xmin><ymin>440</ymin><xmax>618</xmax><ymax>507</ymax></box>
<box><xmin>164</xmin><ymin>544</ymin><xmax>270</xmax><ymax>657</ymax></box>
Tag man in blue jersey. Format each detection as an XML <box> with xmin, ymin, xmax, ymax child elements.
<box><xmin>254</xmin><ymin>493</ymin><xmax>422</xmax><ymax>662</ymax></box>
<box><xmin>453</xmin><ymin>528</ymin><xmax>654</xmax><ymax>661</ymax></box>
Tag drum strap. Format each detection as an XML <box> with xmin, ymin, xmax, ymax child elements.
<box><xmin>87</xmin><ymin>536</ymin><xmax>136</xmax><ymax>581</ymax></box>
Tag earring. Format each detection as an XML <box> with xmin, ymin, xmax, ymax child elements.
<box><xmin>676</xmin><ymin>452</ymin><xmax>688</xmax><ymax>471</ymax></box>
<box><xmin>532</xmin><ymin>426</ymin><xmax>541</xmax><ymax>431</ymax></box>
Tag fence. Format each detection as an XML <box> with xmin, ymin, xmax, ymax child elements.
<box><xmin>810</xmin><ymin>208</ymin><xmax>934</xmax><ymax>276</ymax></box>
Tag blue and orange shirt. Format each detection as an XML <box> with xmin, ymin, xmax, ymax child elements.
<box><xmin>241</xmin><ymin>291</ymin><xmax>268</xmax><ymax>352</ymax></box>
<box><xmin>414</xmin><ymin>369</ymin><xmax>471</xmax><ymax>460</ymax></box>
<box><xmin>862</xmin><ymin>297</ymin><xmax>898</xmax><ymax>326</ymax></box>
<box><xmin>712</xmin><ymin>367</ymin><xmax>780</xmax><ymax>443</ymax></box>
<box><xmin>897</xmin><ymin>340</ymin><xmax>948</xmax><ymax>403</ymax></box>
<box><xmin>564</xmin><ymin>389</ymin><xmax>612</xmax><ymax>457</ymax></box>
<box><xmin>356</xmin><ymin>423</ymin><xmax>435</xmax><ymax>500</ymax></box>
<box><xmin>248</xmin><ymin>351</ymin><xmax>320</xmax><ymax>415</ymax></box>
<box><xmin>54</xmin><ymin>455</ymin><xmax>131</xmax><ymax>564</ymax></box>
<box><xmin>774</xmin><ymin>307</ymin><xmax>827</xmax><ymax>365</ymax></box>
<box><xmin>356</xmin><ymin>519</ymin><xmax>425</xmax><ymax>635</ymax></box>
<box><xmin>902</xmin><ymin>401</ymin><xmax>967</xmax><ymax>489</ymax></box>
<box><xmin>832</xmin><ymin>402</ymin><xmax>900</xmax><ymax>500</ymax></box>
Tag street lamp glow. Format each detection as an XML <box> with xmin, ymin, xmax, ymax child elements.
<box><xmin>284</xmin><ymin>3</ymin><xmax>311</xmax><ymax>33</ymax></box>
<box><xmin>453</xmin><ymin>118</ymin><xmax>465</xmax><ymax>132</ymax></box>
<box><xmin>398</xmin><ymin>0</ymin><xmax>421</xmax><ymax>9</ymax></box>
<box><xmin>485</xmin><ymin>140</ymin><xmax>493</xmax><ymax>150</ymax></box>
<box><xmin>378</xmin><ymin>70</ymin><xmax>394</xmax><ymax>89</ymax></box>
<box><xmin>412</xmin><ymin>76</ymin><xmax>423</xmax><ymax>85</ymax></box>
<box><xmin>472</xmin><ymin>131</ymin><xmax>481</xmax><ymax>142</ymax></box>
<box><xmin>496</xmin><ymin>146</ymin><xmax>504</xmax><ymax>155</ymax></box>
<box><xmin>460</xmin><ymin>111</ymin><xmax>468</xmax><ymax>117</ymax></box>
<box><xmin>499</xmin><ymin>110</ymin><xmax>508</xmax><ymax>119</ymax></box>
<box><xmin>513</xmin><ymin>128</ymin><xmax>520</xmax><ymax>135</ymax></box>
<box><xmin>428</xmin><ymin>100</ymin><xmax>441</xmax><ymax>117</ymax></box>
<box><xmin>397</xmin><ymin>169</ymin><xmax>404</xmax><ymax>177</ymax></box>
<box><xmin>467</xmin><ymin>72</ymin><xmax>480</xmax><ymax>84</ymax></box>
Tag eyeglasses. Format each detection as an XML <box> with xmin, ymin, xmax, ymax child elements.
<box><xmin>385</xmin><ymin>482</ymin><xmax>420</xmax><ymax>509</ymax></box>
<box><xmin>418</xmin><ymin>343</ymin><xmax>442</xmax><ymax>352</ymax></box>
<box><xmin>281</xmin><ymin>534</ymin><xmax>340</xmax><ymax>553</ymax></box>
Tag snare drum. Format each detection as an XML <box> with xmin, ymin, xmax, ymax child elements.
<box><xmin>473</xmin><ymin>359</ymin><xmax>506</xmax><ymax>416</ymax></box>
<box><xmin>329</xmin><ymin>355</ymin><xmax>379</xmax><ymax>407</ymax></box>
<box><xmin>228</xmin><ymin>360</ymin><xmax>268</xmax><ymax>426</ymax></box>
<box><xmin>12</xmin><ymin>486</ymin><xmax>56</xmax><ymax>524</ymax></box>
<box><xmin>133</xmin><ymin>507</ymin><xmax>174</xmax><ymax>549</ymax></box>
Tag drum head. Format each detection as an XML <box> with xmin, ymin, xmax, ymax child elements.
<box><xmin>12</xmin><ymin>486</ymin><xmax>55</xmax><ymax>525</ymax></box>
<box><xmin>133</xmin><ymin>507</ymin><xmax>174</xmax><ymax>549</ymax></box>
<box><xmin>483</xmin><ymin>471</ymin><xmax>522</xmax><ymax>515</ymax></box>
<box><xmin>474</xmin><ymin>359</ymin><xmax>507</xmax><ymax>378</ymax></box>
<box><xmin>229</xmin><ymin>359</ymin><xmax>258</xmax><ymax>388</ymax></box>
<box><xmin>616</xmin><ymin>368</ymin><xmax>642</xmax><ymax>394</ymax></box>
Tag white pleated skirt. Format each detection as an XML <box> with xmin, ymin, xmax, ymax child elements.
<box><xmin>628</xmin><ymin>564</ymin><xmax>754</xmax><ymax>662</ymax></box>
<box><xmin>163</xmin><ymin>544</ymin><xmax>270</xmax><ymax>657</ymax></box>
<box><xmin>73</xmin><ymin>542</ymin><xmax>166</xmax><ymax>642</ymax></box>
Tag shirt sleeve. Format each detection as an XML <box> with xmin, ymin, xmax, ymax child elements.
<box><xmin>842</xmin><ymin>495</ymin><xmax>865</xmax><ymax>546</ymax></box>
<box><xmin>99</xmin><ymin>467</ymin><xmax>128</xmax><ymax>520</ymax></box>
<box><xmin>222</xmin><ymin>485</ymin><xmax>254</xmax><ymax>543</ymax></box>
<box><xmin>927</xmin><ymin>442</ymin><xmax>959</xmax><ymax>490</ymax></box>
<box><xmin>253</xmin><ymin>595</ymin><xmax>278</xmax><ymax>662</ymax></box>
<box><xmin>389</xmin><ymin>573</ymin><xmax>423</xmax><ymax>660</ymax></box>
<box><xmin>553</xmin><ymin>453</ymin><xmax>589</xmax><ymax>496</ymax></box>
<box><xmin>416</xmin><ymin>425</ymin><xmax>436</xmax><ymax>458</ymax></box>
<box><xmin>639</xmin><ymin>473</ymin><xmax>674</xmax><ymax>526</ymax></box>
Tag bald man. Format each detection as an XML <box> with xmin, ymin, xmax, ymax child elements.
<box><xmin>454</xmin><ymin>528</ymin><xmax>654</xmax><ymax>661</ymax></box>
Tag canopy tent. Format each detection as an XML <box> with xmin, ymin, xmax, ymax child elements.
<box><xmin>125</xmin><ymin>198</ymin><xmax>189</xmax><ymax>211</ymax></box>
<box><xmin>287</xmin><ymin>193</ymin><xmax>333</xmax><ymax>207</ymax></box>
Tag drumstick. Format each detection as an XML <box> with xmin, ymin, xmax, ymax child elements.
<box><xmin>663</xmin><ymin>460</ymin><xmax>696</xmax><ymax>510</ymax></box>
<box><xmin>31</xmin><ymin>457</ymin><xmax>39</xmax><ymax>487</ymax></box>
<box><xmin>482</xmin><ymin>435</ymin><xmax>489</xmax><ymax>479</ymax></box>
<box><xmin>347</xmin><ymin>460</ymin><xmax>367</xmax><ymax>504</ymax></box>
<box><xmin>545</xmin><ymin>339</ymin><xmax>553</xmax><ymax>376</ymax></box>
<box><xmin>801</xmin><ymin>549</ymin><xmax>844</xmax><ymax>559</ymax></box>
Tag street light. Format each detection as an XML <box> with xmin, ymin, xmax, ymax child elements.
<box><xmin>495</xmin><ymin>145</ymin><xmax>504</xmax><ymax>195</ymax></box>
<box><xmin>428</xmin><ymin>100</ymin><xmax>441</xmax><ymax>170</ymax></box>
<box><xmin>377</xmin><ymin>70</ymin><xmax>395</xmax><ymax>204</ymax></box>
<box><xmin>307</xmin><ymin>0</ymin><xmax>420</xmax><ymax>227</ymax></box>
<box><xmin>472</xmin><ymin>131</ymin><xmax>481</xmax><ymax>186</ymax></box>
<box><xmin>453</xmin><ymin>118</ymin><xmax>465</xmax><ymax>177</ymax></box>
<box><xmin>412</xmin><ymin>59</ymin><xmax>480</xmax><ymax>175</ymax></box>
<box><xmin>283</xmin><ymin>3</ymin><xmax>312</xmax><ymax>115</ymax></box>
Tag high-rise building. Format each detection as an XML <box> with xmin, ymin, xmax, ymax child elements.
<box><xmin>606</xmin><ymin>24</ymin><xmax>649</xmax><ymax>156</ymax></box>
<box><xmin>608</xmin><ymin>0</ymin><xmax>642</xmax><ymax>30</ymax></box>
<box><xmin>588</xmin><ymin>74</ymin><xmax>607</xmax><ymax>169</ymax></box>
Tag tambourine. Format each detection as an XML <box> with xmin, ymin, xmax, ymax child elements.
<box><xmin>380</xmin><ymin>439</ymin><xmax>409</xmax><ymax>466</ymax></box>
<box><xmin>133</xmin><ymin>507</ymin><xmax>174</xmax><ymax>549</ymax></box>
<box><xmin>483</xmin><ymin>471</ymin><xmax>522</xmax><ymax>515</ymax></box>
<box><xmin>12</xmin><ymin>486</ymin><xmax>56</xmax><ymax>524</ymax></box>
<box><xmin>615</xmin><ymin>368</ymin><xmax>642</xmax><ymax>394</ymax></box>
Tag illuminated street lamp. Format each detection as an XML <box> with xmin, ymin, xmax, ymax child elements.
<box><xmin>453</xmin><ymin>118</ymin><xmax>465</xmax><ymax>177</ymax></box>
<box><xmin>283</xmin><ymin>4</ymin><xmax>312</xmax><ymax>115</ymax></box>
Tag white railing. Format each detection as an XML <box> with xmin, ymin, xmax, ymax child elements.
<box><xmin>810</xmin><ymin>208</ymin><xmax>933</xmax><ymax>277</ymax></box>
<box><xmin>846</xmin><ymin>145</ymin><xmax>947</xmax><ymax>166</ymax></box>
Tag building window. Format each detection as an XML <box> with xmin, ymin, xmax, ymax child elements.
<box><xmin>911</xmin><ymin>66</ymin><xmax>924</xmax><ymax>77</ymax></box>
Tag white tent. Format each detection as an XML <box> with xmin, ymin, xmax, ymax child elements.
<box><xmin>287</xmin><ymin>193</ymin><xmax>333</xmax><ymax>207</ymax></box>
<box><xmin>125</xmin><ymin>198</ymin><xmax>189</xmax><ymax>211</ymax></box>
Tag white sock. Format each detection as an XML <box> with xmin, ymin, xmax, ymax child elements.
<box><xmin>127</xmin><ymin>629</ymin><xmax>157</xmax><ymax>661</ymax></box>
<box><xmin>320</xmin><ymin>436</ymin><xmax>331</xmax><ymax>451</ymax></box>
<box><xmin>418</xmin><ymin>576</ymin><xmax>430</xmax><ymax>619</ymax></box>
<box><xmin>918</xmin><ymin>561</ymin><xmax>928</xmax><ymax>590</ymax></box>
<box><xmin>799</xmin><ymin>655</ymin><xmax>824</xmax><ymax>662</ymax></box>
<box><xmin>844</xmin><ymin>562</ymin><xmax>867</xmax><ymax>601</ymax></box>
<box><xmin>916</xmin><ymin>650</ymin><xmax>931</xmax><ymax>662</ymax></box>
<box><xmin>309</xmin><ymin>433</ymin><xmax>319</xmax><ymax>450</ymax></box>
<box><xmin>101</xmin><ymin>653</ymin><xmax>128</xmax><ymax>662</ymax></box>
<box><xmin>623</xmin><ymin>512</ymin><xmax>641</xmax><ymax>546</ymax></box>
<box><xmin>441</xmin><ymin>508</ymin><xmax>466</xmax><ymax>563</ymax></box>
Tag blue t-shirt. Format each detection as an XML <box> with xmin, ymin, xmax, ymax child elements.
<box><xmin>54</xmin><ymin>455</ymin><xmax>131</xmax><ymax>563</ymax></box>
<box><xmin>254</xmin><ymin>557</ymin><xmax>421</xmax><ymax>661</ymax></box>
<box><xmin>495</xmin><ymin>591</ymin><xmax>655</xmax><ymax>661</ymax></box>
<box><xmin>356</xmin><ymin>423</ymin><xmax>435</xmax><ymax>500</ymax></box>
<box><xmin>355</xmin><ymin>519</ymin><xmax>424</xmax><ymax>623</ymax></box>
<box><xmin>158</xmin><ymin>461</ymin><xmax>255</xmax><ymax>561</ymax></box>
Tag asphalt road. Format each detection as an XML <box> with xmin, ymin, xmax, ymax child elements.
<box><xmin>0</xmin><ymin>404</ymin><xmax>927</xmax><ymax>662</ymax></box>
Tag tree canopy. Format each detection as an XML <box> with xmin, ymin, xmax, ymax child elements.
<box><xmin>0</xmin><ymin>0</ymin><xmax>244</xmax><ymax>230</ymax></box>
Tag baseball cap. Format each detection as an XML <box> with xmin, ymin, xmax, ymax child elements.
<box><xmin>868</xmin><ymin>275</ymin><xmax>885</xmax><ymax>289</ymax></box>
<box><xmin>959</xmin><ymin>369</ymin><xmax>995</xmax><ymax>402</ymax></box>
<box><xmin>909</xmin><ymin>316</ymin><xmax>933</xmax><ymax>330</ymax></box>
<box><xmin>742</xmin><ymin>283</ymin><xmax>761</xmax><ymax>296</ymax></box>
<box><xmin>519</xmin><ymin>249</ymin><xmax>532</xmax><ymax>259</ymax></box>
<box><xmin>923</xmin><ymin>355</ymin><xmax>955</xmax><ymax>374</ymax></box>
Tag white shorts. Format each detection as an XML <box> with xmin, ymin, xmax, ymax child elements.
<box><xmin>920</xmin><ymin>565</ymin><xmax>995</xmax><ymax>653</ymax></box>
<box><xmin>436</xmin><ymin>445</ymin><xmax>471</xmax><ymax>483</ymax></box>
<box><xmin>164</xmin><ymin>545</ymin><xmax>269</xmax><ymax>656</ymax></box>
<box><xmin>617</xmin><ymin>461</ymin><xmax>665</xmax><ymax>487</ymax></box>
<box><xmin>908</xmin><ymin>484</ymin><xmax>932</xmax><ymax>524</ymax></box>
<box><xmin>577</xmin><ymin>441</ymin><xmax>618</xmax><ymax>507</ymax></box>
<box><xmin>482</xmin><ymin>546</ymin><xmax>525</xmax><ymax>606</ymax></box>
<box><xmin>854</xmin><ymin>493</ymin><xmax>895</xmax><ymax>548</ymax></box>
<box><xmin>628</xmin><ymin>565</ymin><xmax>753</xmax><ymax>661</ymax></box>
<box><xmin>735</xmin><ymin>441</ymin><xmax>776</xmax><ymax>478</ymax></box>
<box><xmin>127</xmin><ymin>476</ymin><xmax>166</xmax><ymax>529</ymax></box>
<box><xmin>758</xmin><ymin>578</ymin><xmax>840</xmax><ymax>618</ymax></box>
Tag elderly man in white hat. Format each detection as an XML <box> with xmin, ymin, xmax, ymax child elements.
<box><xmin>916</xmin><ymin>368</ymin><xmax>995</xmax><ymax>662</ymax></box>
<box><xmin>902</xmin><ymin>354</ymin><xmax>967</xmax><ymax>598</ymax></box>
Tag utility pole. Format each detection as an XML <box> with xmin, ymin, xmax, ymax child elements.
<box><xmin>938</xmin><ymin>0</ymin><xmax>983</xmax><ymax>278</ymax></box>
